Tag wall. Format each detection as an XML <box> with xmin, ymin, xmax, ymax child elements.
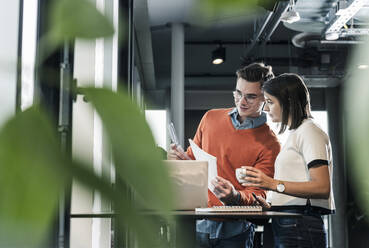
<box><xmin>0</xmin><ymin>0</ymin><xmax>20</xmax><ymax>127</ymax></box>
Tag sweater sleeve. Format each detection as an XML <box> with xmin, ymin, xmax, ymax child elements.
<box><xmin>239</xmin><ymin>139</ymin><xmax>281</xmax><ymax>205</ymax></box>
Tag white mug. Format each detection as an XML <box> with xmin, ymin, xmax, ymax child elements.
<box><xmin>235</xmin><ymin>167</ymin><xmax>247</xmax><ymax>183</ymax></box>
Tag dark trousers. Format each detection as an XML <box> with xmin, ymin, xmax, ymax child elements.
<box><xmin>196</xmin><ymin>231</ymin><xmax>254</xmax><ymax>248</ymax></box>
<box><xmin>272</xmin><ymin>214</ymin><xmax>327</xmax><ymax>248</ymax></box>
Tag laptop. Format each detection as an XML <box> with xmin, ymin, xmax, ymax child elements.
<box><xmin>163</xmin><ymin>160</ymin><xmax>208</xmax><ymax>210</ymax></box>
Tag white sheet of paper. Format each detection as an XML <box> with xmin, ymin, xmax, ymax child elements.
<box><xmin>189</xmin><ymin>139</ymin><xmax>218</xmax><ymax>195</ymax></box>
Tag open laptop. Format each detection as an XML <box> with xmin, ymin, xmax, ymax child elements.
<box><xmin>163</xmin><ymin>160</ymin><xmax>208</xmax><ymax>210</ymax></box>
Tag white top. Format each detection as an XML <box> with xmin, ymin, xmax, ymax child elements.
<box><xmin>267</xmin><ymin>119</ymin><xmax>336</xmax><ymax>212</ymax></box>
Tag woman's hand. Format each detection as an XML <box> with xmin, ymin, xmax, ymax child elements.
<box><xmin>244</xmin><ymin>165</ymin><xmax>331</xmax><ymax>199</ymax></box>
<box><xmin>242</xmin><ymin>166</ymin><xmax>276</xmax><ymax>191</ymax></box>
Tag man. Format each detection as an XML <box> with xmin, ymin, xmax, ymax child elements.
<box><xmin>168</xmin><ymin>63</ymin><xmax>280</xmax><ymax>248</ymax></box>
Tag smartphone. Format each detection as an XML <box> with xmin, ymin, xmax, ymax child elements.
<box><xmin>252</xmin><ymin>192</ymin><xmax>258</xmax><ymax>200</ymax></box>
<box><xmin>168</xmin><ymin>122</ymin><xmax>179</xmax><ymax>145</ymax></box>
<box><xmin>252</xmin><ymin>192</ymin><xmax>271</xmax><ymax>209</ymax></box>
<box><xmin>168</xmin><ymin>122</ymin><xmax>191</xmax><ymax>160</ymax></box>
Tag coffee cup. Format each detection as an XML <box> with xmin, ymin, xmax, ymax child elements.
<box><xmin>235</xmin><ymin>167</ymin><xmax>247</xmax><ymax>183</ymax></box>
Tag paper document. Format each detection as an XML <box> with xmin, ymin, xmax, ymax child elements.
<box><xmin>188</xmin><ymin>139</ymin><xmax>218</xmax><ymax>195</ymax></box>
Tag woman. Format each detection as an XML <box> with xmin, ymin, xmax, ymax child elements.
<box><xmin>241</xmin><ymin>73</ymin><xmax>335</xmax><ymax>248</ymax></box>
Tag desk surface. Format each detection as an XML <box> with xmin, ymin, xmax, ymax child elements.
<box><xmin>71</xmin><ymin>210</ymin><xmax>301</xmax><ymax>219</ymax></box>
<box><xmin>169</xmin><ymin>210</ymin><xmax>302</xmax><ymax>219</ymax></box>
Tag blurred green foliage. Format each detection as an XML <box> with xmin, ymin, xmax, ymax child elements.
<box><xmin>193</xmin><ymin>0</ymin><xmax>276</xmax><ymax>25</ymax></box>
<box><xmin>0</xmin><ymin>0</ymin><xmax>174</xmax><ymax>247</ymax></box>
<box><xmin>1</xmin><ymin>0</ymin><xmax>283</xmax><ymax>246</ymax></box>
<box><xmin>83</xmin><ymin>88</ymin><xmax>174</xmax><ymax>246</ymax></box>
<box><xmin>82</xmin><ymin>88</ymin><xmax>173</xmax><ymax>212</ymax></box>
<box><xmin>0</xmin><ymin>89</ymin><xmax>174</xmax><ymax>247</ymax></box>
<box><xmin>49</xmin><ymin>0</ymin><xmax>115</xmax><ymax>42</ymax></box>
<box><xmin>345</xmin><ymin>37</ymin><xmax>369</xmax><ymax>217</ymax></box>
<box><xmin>38</xmin><ymin>0</ymin><xmax>116</xmax><ymax>63</ymax></box>
<box><xmin>0</xmin><ymin>107</ymin><xmax>66</xmax><ymax>247</ymax></box>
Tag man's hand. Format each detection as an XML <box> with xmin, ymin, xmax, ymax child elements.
<box><xmin>212</xmin><ymin>176</ymin><xmax>240</xmax><ymax>205</ymax></box>
<box><xmin>167</xmin><ymin>143</ymin><xmax>191</xmax><ymax>160</ymax></box>
<box><xmin>253</xmin><ymin>194</ymin><xmax>271</xmax><ymax>209</ymax></box>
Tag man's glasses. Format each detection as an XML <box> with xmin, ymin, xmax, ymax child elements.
<box><xmin>233</xmin><ymin>90</ymin><xmax>262</xmax><ymax>104</ymax></box>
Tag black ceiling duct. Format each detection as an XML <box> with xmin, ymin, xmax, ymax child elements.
<box><xmin>292</xmin><ymin>32</ymin><xmax>321</xmax><ymax>48</ymax></box>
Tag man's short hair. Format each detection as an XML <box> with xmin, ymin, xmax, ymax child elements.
<box><xmin>236</xmin><ymin>63</ymin><xmax>274</xmax><ymax>87</ymax></box>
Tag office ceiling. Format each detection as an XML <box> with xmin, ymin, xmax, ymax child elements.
<box><xmin>140</xmin><ymin>0</ymin><xmax>369</xmax><ymax>92</ymax></box>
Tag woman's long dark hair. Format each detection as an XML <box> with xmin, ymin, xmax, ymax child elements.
<box><xmin>263</xmin><ymin>73</ymin><xmax>311</xmax><ymax>134</ymax></box>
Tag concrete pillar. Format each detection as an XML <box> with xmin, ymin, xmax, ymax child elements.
<box><xmin>326</xmin><ymin>87</ymin><xmax>348</xmax><ymax>248</ymax></box>
<box><xmin>170</xmin><ymin>23</ymin><xmax>185</xmax><ymax>147</ymax></box>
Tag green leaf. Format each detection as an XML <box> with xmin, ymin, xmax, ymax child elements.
<box><xmin>81</xmin><ymin>87</ymin><xmax>174</xmax><ymax>213</ymax></box>
<box><xmin>193</xmin><ymin>0</ymin><xmax>271</xmax><ymax>25</ymax></box>
<box><xmin>49</xmin><ymin>0</ymin><xmax>115</xmax><ymax>43</ymax></box>
<box><xmin>70</xmin><ymin>160</ymin><xmax>169</xmax><ymax>248</ymax></box>
<box><xmin>0</xmin><ymin>107</ymin><xmax>67</xmax><ymax>247</ymax></box>
<box><xmin>0</xmin><ymin>103</ymin><xmax>171</xmax><ymax>247</ymax></box>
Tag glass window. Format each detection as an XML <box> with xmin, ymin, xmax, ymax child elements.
<box><xmin>267</xmin><ymin>111</ymin><xmax>328</xmax><ymax>146</ymax></box>
<box><xmin>21</xmin><ymin>0</ymin><xmax>38</xmax><ymax>110</ymax></box>
<box><xmin>145</xmin><ymin>110</ymin><xmax>167</xmax><ymax>150</ymax></box>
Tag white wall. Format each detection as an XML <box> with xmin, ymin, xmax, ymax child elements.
<box><xmin>0</xmin><ymin>0</ymin><xmax>20</xmax><ymax>127</ymax></box>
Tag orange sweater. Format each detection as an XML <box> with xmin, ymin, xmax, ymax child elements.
<box><xmin>187</xmin><ymin>108</ymin><xmax>280</xmax><ymax>207</ymax></box>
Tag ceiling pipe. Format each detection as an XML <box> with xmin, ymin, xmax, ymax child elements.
<box><xmin>262</xmin><ymin>1</ymin><xmax>290</xmax><ymax>42</ymax></box>
<box><xmin>292</xmin><ymin>32</ymin><xmax>321</xmax><ymax>48</ymax></box>
<box><xmin>243</xmin><ymin>1</ymin><xmax>289</xmax><ymax>56</ymax></box>
<box><xmin>320</xmin><ymin>40</ymin><xmax>364</xmax><ymax>44</ymax></box>
<box><xmin>185</xmin><ymin>41</ymin><xmax>290</xmax><ymax>45</ymax></box>
<box><xmin>243</xmin><ymin>12</ymin><xmax>273</xmax><ymax>56</ymax></box>
<box><xmin>255</xmin><ymin>12</ymin><xmax>274</xmax><ymax>42</ymax></box>
<box><xmin>292</xmin><ymin>32</ymin><xmax>364</xmax><ymax>48</ymax></box>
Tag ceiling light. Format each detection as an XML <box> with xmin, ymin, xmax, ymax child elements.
<box><xmin>280</xmin><ymin>9</ymin><xmax>300</xmax><ymax>24</ymax></box>
<box><xmin>358</xmin><ymin>64</ymin><xmax>369</xmax><ymax>70</ymax></box>
<box><xmin>212</xmin><ymin>46</ymin><xmax>225</xmax><ymax>65</ymax></box>
<box><xmin>280</xmin><ymin>0</ymin><xmax>300</xmax><ymax>24</ymax></box>
<box><xmin>325</xmin><ymin>32</ymin><xmax>340</xmax><ymax>41</ymax></box>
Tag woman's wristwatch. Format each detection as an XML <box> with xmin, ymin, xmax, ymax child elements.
<box><xmin>276</xmin><ymin>181</ymin><xmax>285</xmax><ymax>193</ymax></box>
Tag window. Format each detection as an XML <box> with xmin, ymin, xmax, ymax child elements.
<box><xmin>21</xmin><ymin>0</ymin><xmax>38</xmax><ymax>110</ymax></box>
<box><xmin>145</xmin><ymin>110</ymin><xmax>167</xmax><ymax>150</ymax></box>
<box><xmin>267</xmin><ymin>111</ymin><xmax>328</xmax><ymax>146</ymax></box>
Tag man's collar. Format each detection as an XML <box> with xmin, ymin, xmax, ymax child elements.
<box><xmin>228</xmin><ymin>108</ymin><xmax>267</xmax><ymax>129</ymax></box>
<box><xmin>228</xmin><ymin>108</ymin><xmax>264</xmax><ymax>120</ymax></box>
<box><xmin>228</xmin><ymin>108</ymin><xmax>238</xmax><ymax>116</ymax></box>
